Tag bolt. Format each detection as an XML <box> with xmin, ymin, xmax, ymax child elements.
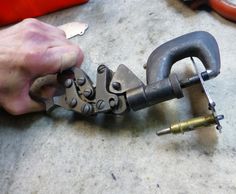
<box><xmin>96</xmin><ymin>99</ymin><xmax>105</xmax><ymax>110</ymax></box>
<box><xmin>97</xmin><ymin>64</ymin><xmax>106</xmax><ymax>73</ymax></box>
<box><xmin>65</xmin><ymin>79</ymin><xmax>73</xmax><ymax>88</ymax></box>
<box><xmin>77</xmin><ymin>77</ymin><xmax>86</xmax><ymax>86</ymax></box>
<box><xmin>83</xmin><ymin>88</ymin><xmax>93</xmax><ymax>98</ymax></box>
<box><xmin>216</xmin><ymin>115</ymin><xmax>224</xmax><ymax>121</ymax></box>
<box><xmin>112</xmin><ymin>82</ymin><xmax>121</xmax><ymax>91</ymax></box>
<box><xmin>109</xmin><ymin>98</ymin><xmax>117</xmax><ymax>108</ymax></box>
<box><xmin>69</xmin><ymin>98</ymin><xmax>77</xmax><ymax>108</ymax></box>
<box><xmin>81</xmin><ymin>103</ymin><xmax>93</xmax><ymax>115</ymax></box>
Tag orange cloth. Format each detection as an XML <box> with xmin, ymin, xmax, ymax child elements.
<box><xmin>0</xmin><ymin>0</ymin><xmax>88</xmax><ymax>26</ymax></box>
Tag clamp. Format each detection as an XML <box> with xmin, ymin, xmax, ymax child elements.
<box><xmin>31</xmin><ymin>31</ymin><xmax>224</xmax><ymax>137</ymax></box>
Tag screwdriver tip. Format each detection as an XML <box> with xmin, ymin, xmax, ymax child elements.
<box><xmin>156</xmin><ymin>128</ymin><xmax>171</xmax><ymax>136</ymax></box>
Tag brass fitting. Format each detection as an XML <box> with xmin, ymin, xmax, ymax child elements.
<box><xmin>157</xmin><ymin>114</ymin><xmax>223</xmax><ymax>136</ymax></box>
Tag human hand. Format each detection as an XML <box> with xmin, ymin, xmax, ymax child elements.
<box><xmin>0</xmin><ymin>18</ymin><xmax>83</xmax><ymax>115</ymax></box>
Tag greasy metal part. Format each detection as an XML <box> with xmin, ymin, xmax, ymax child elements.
<box><xmin>111</xmin><ymin>95</ymin><xmax>129</xmax><ymax>115</ymax></box>
<box><xmin>53</xmin><ymin>80</ymin><xmax>95</xmax><ymax>115</ymax></box>
<box><xmin>73</xmin><ymin>68</ymin><xmax>95</xmax><ymax>101</ymax></box>
<box><xmin>126</xmin><ymin>74</ymin><xmax>183</xmax><ymax>111</ymax></box>
<box><xmin>30</xmin><ymin>31</ymin><xmax>223</xmax><ymax>137</ymax></box>
<box><xmin>29</xmin><ymin>74</ymin><xmax>59</xmax><ymax>103</ymax></box>
<box><xmin>95</xmin><ymin>65</ymin><xmax>119</xmax><ymax>113</ymax></box>
<box><xmin>109</xmin><ymin>64</ymin><xmax>144</xmax><ymax>94</ymax></box>
<box><xmin>126</xmin><ymin>86</ymin><xmax>148</xmax><ymax>111</ymax></box>
<box><xmin>183</xmin><ymin>0</ymin><xmax>236</xmax><ymax>22</ymax></box>
<box><xmin>157</xmin><ymin>114</ymin><xmax>219</xmax><ymax>136</ymax></box>
<box><xmin>179</xmin><ymin>75</ymin><xmax>200</xmax><ymax>88</ymax></box>
<box><xmin>146</xmin><ymin>31</ymin><xmax>221</xmax><ymax>84</ymax></box>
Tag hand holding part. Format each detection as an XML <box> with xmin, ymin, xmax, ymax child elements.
<box><xmin>0</xmin><ymin>19</ymin><xmax>83</xmax><ymax>115</ymax></box>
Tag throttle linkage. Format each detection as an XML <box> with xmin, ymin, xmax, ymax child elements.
<box><xmin>31</xmin><ymin>31</ymin><xmax>224</xmax><ymax>137</ymax></box>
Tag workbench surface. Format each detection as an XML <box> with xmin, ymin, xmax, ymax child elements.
<box><xmin>0</xmin><ymin>1</ymin><xmax>235</xmax><ymax>194</ymax></box>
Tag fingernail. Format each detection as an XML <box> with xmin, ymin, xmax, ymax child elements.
<box><xmin>60</xmin><ymin>51</ymin><xmax>78</xmax><ymax>72</ymax></box>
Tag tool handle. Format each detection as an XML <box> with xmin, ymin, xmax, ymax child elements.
<box><xmin>146</xmin><ymin>31</ymin><xmax>221</xmax><ymax>84</ymax></box>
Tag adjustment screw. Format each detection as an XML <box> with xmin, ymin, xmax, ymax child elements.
<box><xmin>97</xmin><ymin>64</ymin><xmax>106</xmax><ymax>74</ymax></box>
<box><xmin>69</xmin><ymin>98</ymin><xmax>77</xmax><ymax>108</ymax></box>
<box><xmin>96</xmin><ymin>99</ymin><xmax>105</xmax><ymax>110</ymax></box>
<box><xmin>77</xmin><ymin>77</ymin><xmax>86</xmax><ymax>86</ymax></box>
<box><xmin>81</xmin><ymin>103</ymin><xmax>93</xmax><ymax>115</ymax></box>
<box><xmin>83</xmin><ymin>88</ymin><xmax>93</xmax><ymax>98</ymax></box>
<box><xmin>112</xmin><ymin>82</ymin><xmax>121</xmax><ymax>91</ymax></box>
<box><xmin>65</xmin><ymin>79</ymin><xmax>73</xmax><ymax>88</ymax></box>
<box><xmin>109</xmin><ymin>98</ymin><xmax>117</xmax><ymax>108</ymax></box>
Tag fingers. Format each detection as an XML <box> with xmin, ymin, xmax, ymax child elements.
<box><xmin>2</xmin><ymin>94</ymin><xmax>44</xmax><ymax>115</ymax></box>
<box><xmin>31</xmin><ymin>45</ymin><xmax>83</xmax><ymax>78</ymax></box>
<box><xmin>0</xmin><ymin>18</ymin><xmax>66</xmax><ymax>39</ymax></box>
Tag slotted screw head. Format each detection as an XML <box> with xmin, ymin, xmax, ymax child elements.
<box><xmin>96</xmin><ymin>99</ymin><xmax>105</xmax><ymax>110</ymax></box>
<box><xmin>81</xmin><ymin>103</ymin><xmax>93</xmax><ymax>115</ymax></box>
<box><xmin>70</xmin><ymin>98</ymin><xmax>77</xmax><ymax>108</ymax></box>
<box><xmin>97</xmin><ymin>64</ymin><xmax>106</xmax><ymax>73</ymax></box>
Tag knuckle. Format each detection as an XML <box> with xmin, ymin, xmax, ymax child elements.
<box><xmin>22</xmin><ymin>18</ymin><xmax>41</xmax><ymax>28</ymax></box>
<box><xmin>23</xmin><ymin>49</ymin><xmax>43</xmax><ymax>65</ymax></box>
<box><xmin>58</xmin><ymin>28</ymin><xmax>66</xmax><ymax>37</ymax></box>
<box><xmin>22</xmin><ymin>28</ymin><xmax>49</xmax><ymax>42</ymax></box>
<box><xmin>22</xmin><ymin>28</ymin><xmax>39</xmax><ymax>38</ymax></box>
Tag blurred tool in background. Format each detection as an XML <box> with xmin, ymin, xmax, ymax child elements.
<box><xmin>183</xmin><ymin>0</ymin><xmax>236</xmax><ymax>22</ymax></box>
<box><xmin>0</xmin><ymin>0</ymin><xmax>89</xmax><ymax>26</ymax></box>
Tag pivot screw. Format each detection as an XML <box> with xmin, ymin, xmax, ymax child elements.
<box><xmin>97</xmin><ymin>64</ymin><xmax>106</xmax><ymax>74</ymax></box>
<box><xmin>81</xmin><ymin>103</ymin><xmax>93</xmax><ymax>115</ymax></box>
<box><xmin>83</xmin><ymin>88</ymin><xmax>93</xmax><ymax>98</ymax></box>
<box><xmin>112</xmin><ymin>82</ymin><xmax>121</xmax><ymax>91</ymax></box>
<box><xmin>96</xmin><ymin>99</ymin><xmax>105</xmax><ymax>110</ymax></box>
<box><xmin>109</xmin><ymin>98</ymin><xmax>117</xmax><ymax>108</ymax></box>
<box><xmin>77</xmin><ymin>77</ymin><xmax>86</xmax><ymax>86</ymax></box>
<box><xmin>69</xmin><ymin>98</ymin><xmax>77</xmax><ymax>108</ymax></box>
<box><xmin>65</xmin><ymin>79</ymin><xmax>73</xmax><ymax>88</ymax></box>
